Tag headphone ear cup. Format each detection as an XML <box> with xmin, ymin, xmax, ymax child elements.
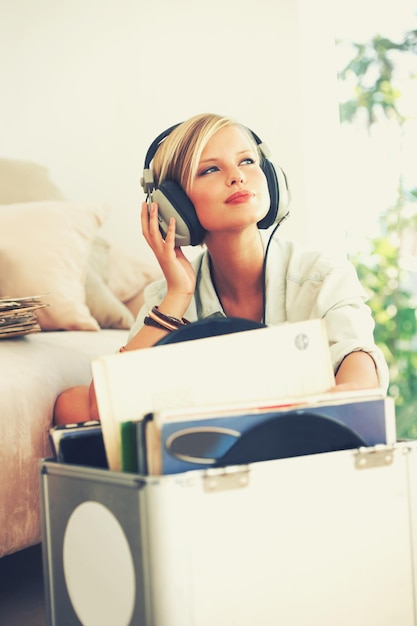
<box><xmin>257</xmin><ymin>160</ymin><xmax>290</xmax><ymax>230</ymax></box>
<box><xmin>153</xmin><ymin>180</ymin><xmax>206</xmax><ymax>247</ymax></box>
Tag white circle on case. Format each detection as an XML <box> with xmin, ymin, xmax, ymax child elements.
<box><xmin>63</xmin><ymin>501</ymin><xmax>136</xmax><ymax>626</ymax></box>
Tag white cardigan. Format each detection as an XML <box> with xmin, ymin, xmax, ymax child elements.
<box><xmin>130</xmin><ymin>233</ymin><xmax>389</xmax><ymax>391</ymax></box>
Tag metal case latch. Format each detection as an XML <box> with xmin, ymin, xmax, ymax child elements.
<box><xmin>355</xmin><ymin>444</ymin><xmax>396</xmax><ymax>470</ymax></box>
<box><xmin>203</xmin><ymin>468</ymin><xmax>250</xmax><ymax>493</ymax></box>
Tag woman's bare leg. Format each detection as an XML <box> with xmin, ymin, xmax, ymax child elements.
<box><xmin>53</xmin><ymin>385</ymin><xmax>93</xmax><ymax>425</ymax></box>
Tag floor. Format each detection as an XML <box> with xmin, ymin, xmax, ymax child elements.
<box><xmin>0</xmin><ymin>544</ymin><xmax>47</xmax><ymax>626</ymax></box>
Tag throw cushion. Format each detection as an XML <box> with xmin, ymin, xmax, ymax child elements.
<box><xmin>85</xmin><ymin>268</ymin><xmax>135</xmax><ymax>330</ymax></box>
<box><xmin>88</xmin><ymin>236</ymin><xmax>162</xmax><ymax>312</ymax></box>
<box><xmin>0</xmin><ymin>158</ymin><xmax>65</xmax><ymax>204</ymax></box>
<box><xmin>0</xmin><ymin>201</ymin><xmax>109</xmax><ymax>330</ymax></box>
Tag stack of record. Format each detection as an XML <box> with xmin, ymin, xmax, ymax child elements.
<box><xmin>0</xmin><ymin>295</ymin><xmax>47</xmax><ymax>338</ymax></box>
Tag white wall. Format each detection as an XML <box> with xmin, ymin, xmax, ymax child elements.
<box><xmin>0</xmin><ymin>0</ymin><xmax>342</xmax><ymax>261</ymax></box>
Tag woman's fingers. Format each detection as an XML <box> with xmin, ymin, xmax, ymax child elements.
<box><xmin>140</xmin><ymin>201</ymin><xmax>151</xmax><ymax>240</ymax></box>
<box><xmin>142</xmin><ymin>201</ymin><xmax>160</xmax><ymax>239</ymax></box>
<box><xmin>141</xmin><ymin>201</ymin><xmax>163</xmax><ymax>243</ymax></box>
<box><xmin>141</xmin><ymin>201</ymin><xmax>177</xmax><ymax>258</ymax></box>
<box><xmin>140</xmin><ymin>200</ymin><xmax>196</xmax><ymax>292</ymax></box>
<box><xmin>164</xmin><ymin>215</ymin><xmax>177</xmax><ymax>246</ymax></box>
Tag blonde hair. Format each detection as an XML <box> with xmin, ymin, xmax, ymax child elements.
<box><xmin>152</xmin><ymin>113</ymin><xmax>260</xmax><ymax>193</ymax></box>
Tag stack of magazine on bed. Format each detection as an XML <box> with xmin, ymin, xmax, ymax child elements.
<box><xmin>49</xmin><ymin>319</ymin><xmax>396</xmax><ymax>474</ymax></box>
<box><xmin>0</xmin><ymin>295</ymin><xmax>47</xmax><ymax>338</ymax></box>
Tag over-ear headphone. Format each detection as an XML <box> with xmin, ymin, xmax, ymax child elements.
<box><xmin>141</xmin><ymin>123</ymin><xmax>290</xmax><ymax>247</ymax></box>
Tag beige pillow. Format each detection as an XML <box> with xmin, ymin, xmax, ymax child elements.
<box><xmin>0</xmin><ymin>201</ymin><xmax>109</xmax><ymax>330</ymax></box>
<box><xmin>89</xmin><ymin>237</ymin><xmax>162</xmax><ymax>311</ymax></box>
<box><xmin>0</xmin><ymin>158</ymin><xmax>65</xmax><ymax>204</ymax></box>
<box><xmin>85</xmin><ymin>268</ymin><xmax>135</xmax><ymax>329</ymax></box>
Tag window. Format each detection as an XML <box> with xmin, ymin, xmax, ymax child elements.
<box><xmin>334</xmin><ymin>2</ymin><xmax>417</xmax><ymax>437</ymax></box>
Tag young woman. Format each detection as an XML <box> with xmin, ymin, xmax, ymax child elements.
<box><xmin>53</xmin><ymin>113</ymin><xmax>388</xmax><ymax>424</ymax></box>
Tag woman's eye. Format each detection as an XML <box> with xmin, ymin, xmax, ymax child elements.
<box><xmin>199</xmin><ymin>166</ymin><xmax>219</xmax><ymax>176</ymax></box>
<box><xmin>198</xmin><ymin>157</ymin><xmax>256</xmax><ymax>176</ymax></box>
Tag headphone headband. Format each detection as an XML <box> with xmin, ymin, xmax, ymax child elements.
<box><xmin>144</xmin><ymin>124</ymin><xmax>181</xmax><ymax>170</ymax></box>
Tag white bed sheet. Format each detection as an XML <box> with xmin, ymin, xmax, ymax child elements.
<box><xmin>0</xmin><ymin>329</ymin><xmax>127</xmax><ymax>557</ymax></box>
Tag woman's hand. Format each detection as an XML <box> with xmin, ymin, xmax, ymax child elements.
<box><xmin>141</xmin><ymin>201</ymin><xmax>196</xmax><ymax>310</ymax></box>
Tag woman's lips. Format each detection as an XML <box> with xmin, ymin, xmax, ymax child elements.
<box><xmin>225</xmin><ymin>191</ymin><xmax>254</xmax><ymax>204</ymax></box>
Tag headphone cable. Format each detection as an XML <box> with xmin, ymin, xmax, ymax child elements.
<box><xmin>261</xmin><ymin>215</ymin><xmax>289</xmax><ymax>324</ymax></box>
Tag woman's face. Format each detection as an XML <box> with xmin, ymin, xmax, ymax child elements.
<box><xmin>187</xmin><ymin>125</ymin><xmax>270</xmax><ymax>235</ymax></box>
